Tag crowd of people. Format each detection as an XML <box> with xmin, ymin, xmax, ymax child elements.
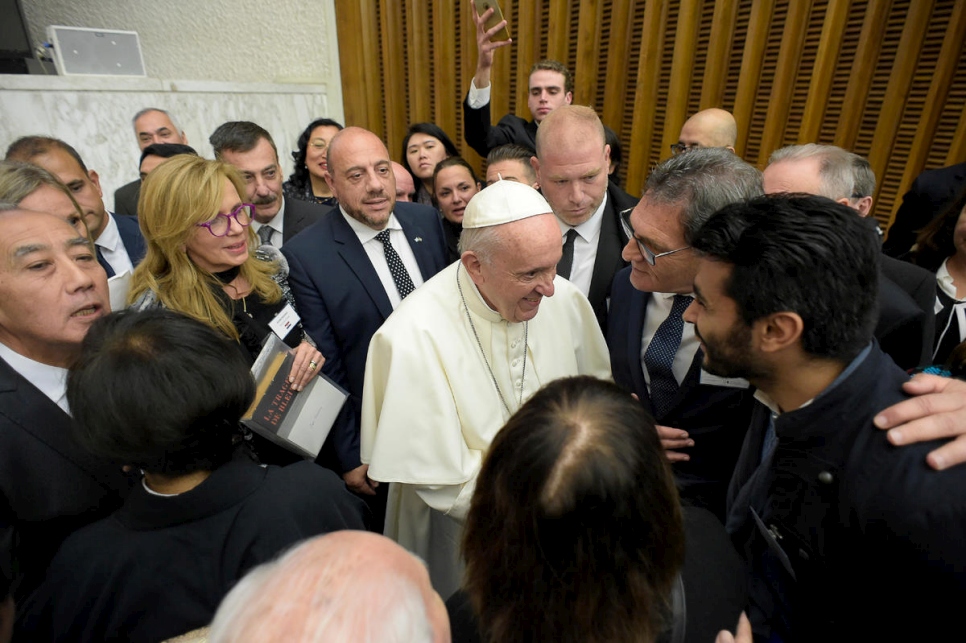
<box><xmin>1</xmin><ymin>2</ymin><xmax>966</xmax><ymax>641</ymax></box>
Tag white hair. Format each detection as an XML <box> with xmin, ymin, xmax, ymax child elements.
<box><xmin>208</xmin><ymin>538</ymin><xmax>436</xmax><ymax>643</ymax></box>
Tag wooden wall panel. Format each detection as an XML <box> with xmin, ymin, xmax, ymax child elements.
<box><xmin>335</xmin><ymin>0</ymin><xmax>966</xmax><ymax>223</ymax></box>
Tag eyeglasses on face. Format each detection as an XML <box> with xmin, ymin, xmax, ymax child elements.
<box><xmin>618</xmin><ymin>207</ymin><xmax>691</xmax><ymax>266</ymax></box>
<box><xmin>196</xmin><ymin>203</ymin><xmax>255</xmax><ymax>237</ymax></box>
<box><xmin>670</xmin><ymin>142</ymin><xmax>704</xmax><ymax>156</ymax></box>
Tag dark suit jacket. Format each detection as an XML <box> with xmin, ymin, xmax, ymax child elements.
<box><xmin>112</xmin><ymin>213</ymin><xmax>146</xmax><ymax>267</ymax></box>
<box><xmin>585</xmin><ymin>183</ymin><xmax>637</xmax><ymax>330</ymax></box>
<box><xmin>607</xmin><ymin>267</ymin><xmax>757</xmax><ymax>520</ymax></box>
<box><xmin>0</xmin><ymin>357</ymin><xmax>132</xmax><ymax>616</ymax></box>
<box><xmin>463</xmin><ymin>94</ymin><xmax>538</xmax><ymax>158</ymax></box>
<box><xmin>876</xmin><ymin>266</ymin><xmax>932</xmax><ymax>370</ymax></box>
<box><xmin>282</xmin><ymin>202</ymin><xmax>449</xmax><ymax>472</ymax></box>
<box><xmin>879</xmin><ymin>255</ymin><xmax>935</xmax><ymax>366</ymax></box>
<box><xmin>884</xmin><ymin>161</ymin><xmax>966</xmax><ymax>258</ymax></box>
<box><xmin>281</xmin><ymin>196</ymin><xmax>327</xmax><ymax>244</ymax></box>
<box><xmin>113</xmin><ymin>179</ymin><xmax>140</xmax><ymax>216</ymax></box>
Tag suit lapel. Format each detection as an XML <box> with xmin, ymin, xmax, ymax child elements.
<box><xmin>628</xmin><ymin>290</ymin><xmax>651</xmax><ymax>403</ymax></box>
<box><xmin>331</xmin><ymin>214</ymin><xmax>394</xmax><ymax>319</ymax></box>
<box><xmin>397</xmin><ymin>205</ymin><xmax>436</xmax><ymax>280</ymax></box>
<box><xmin>0</xmin><ymin>359</ymin><xmax>121</xmax><ymax>489</ymax></box>
<box><xmin>587</xmin><ymin>193</ymin><xmax>621</xmax><ymax>308</ymax></box>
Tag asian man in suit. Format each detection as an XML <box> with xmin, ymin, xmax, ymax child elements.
<box><xmin>282</xmin><ymin>127</ymin><xmax>448</xmax><ymax>530</ymax></box>
<box><xmin>0</xmin><ymin>207</ymin><xmax>132</xmax><ymax>629</ymax></box>
<box><xmin>210</xmin><ymin>121</ymin><xmax>327</xmax><ymax>248</ymax></box>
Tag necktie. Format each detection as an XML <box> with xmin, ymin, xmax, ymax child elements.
<box><xmin>257</xmin><ymin>225</ymin><xmax>275</xmax><ymax>246</ymax></box>
<box><xmin>557</xmin><ymin>228</ymin><xmax>578</xmax><ymax>280</ymax></box>
<box><xmin>95</xmin><ymin>245</ymin><xmax>115</xmax><ymax>278</ymax></box>
<box><xmin>643</xmin><ymin>294</ymin><xmax>693</xmax><ymax>418</ymax></box>
<box><xmin>375</xmin><ymin>229</ymin><xmax>415</xmax><ymax>299</ymax></box>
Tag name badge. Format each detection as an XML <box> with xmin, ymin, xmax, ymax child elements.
<box><xmin>699</xmin><ymin>369</ymin><xmax>750</xmax><ymax>389</ymax></box>
<box><xmin>269</xmin><ymin>303</ymin><xmax>300</xmax><ymax>339</ymax></box>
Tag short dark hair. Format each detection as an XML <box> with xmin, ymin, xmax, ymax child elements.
<box><xmin>645</xmin><ymin>147</ymin><xmax>763</xmax><ymax>243</ymax></box>
<box><xmin>529</xmin><ymin>59</ymin><xmax>573</xmax><ymax>95</ymax></box>
<box><xmin>5</xmin><ymin>136</ymin><xmax>89</xmax><ymax>173</ymax></box>
<box><xmin>909</xmin><ymin>182</ymin><xmax>966</xmax><ymax>272</ymax></box>
<box><xmin>400</xmin><ymin>122</ymin><xmax>459</xmax><ymax>184</ymax></box>
<box><xmin>67</xmin><ymin>309</ymin><xmax>255</xmax><ymax>475</ymax></box>
<box><xmin>486</xmin><ymin>143</ymin><xmax>532</xmax><ymax>166</ymax></box>
<box><xmin>604</xmin><ymin>125</ymin><xmax>622</xmax><ymax>178</ymax></box>
<box><xmin>139</xmin><ymin>142</ymin><xmax>198</xmax><ymax>167</ymax></box>
<box><xmin>286</xmin><ymin>117</ymin><xmax>344</xmax><ymax>191</ymax></box>
<box><xmin>463</xmin><ymin>376</ymin><xmax>684</xmax><ymax>643</ymax></box>
<box><xmin>692</xmin><ymin>194</ymin><xmax>880</xmax><ymax>362</ymax></box>
<box><xmin>209</xmin><ymin>121</ymin><xmax>278</xmax><ymax>160</ymax></box>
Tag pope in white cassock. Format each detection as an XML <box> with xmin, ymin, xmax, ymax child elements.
<box><xmin>361</xmin><ymin>180</ymin><xmax>612</xmax><ymax>596</ymax></box>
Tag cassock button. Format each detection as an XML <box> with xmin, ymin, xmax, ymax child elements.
<box><xmin>511</xmin><ymin>359</ymin><xmax>519</xmax><ymax>367</ymax></box>
<box><xmin>818</xmin><ymin>471</ymin><xmax>834</xmax><ymax>484</ymax></box>
<box><xmin>515</xmin><ymin>380</ymin><xmax>522</xmax><ymax>388</ymax></box>
<box><xmin>511</xmin><ymin>340</ymin><xmax>519</xmax><ymax>348</ymax></box>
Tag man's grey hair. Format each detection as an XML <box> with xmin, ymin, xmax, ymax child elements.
<box><xmin>208</xmin><ymin>539</ymin><xmax>435</xmax><ymax>643</ymax></box>
<box><xmin>459</xmin><ymin>225</ymin><xmax>506</xmax><ymax>264</ymax></box>
<box><xmin>768</xmin><ymin>143</ymin><xmax>876</xmax><ymax>201</ymax></box>
<box><xmin>131</xmin><ymin>107</ymin><xmax>182</xmax><ymax>133</ymax></box>
<box><xmin>644</xmin><ymin>147</ymin><xmax>763</xmax><ymax>243</ymax></box>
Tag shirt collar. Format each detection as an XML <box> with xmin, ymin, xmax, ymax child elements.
<box><xmin>340</xmin><ymin>207</ymin><xmax>402</xmax><ymax>243</ymax></box>
<box><xmin>753</xmin><ymin>342</ymin><xmax>874</xmax><ymax>415</ymax></box>
<box><xmin>95</xmin><ymin>213</ymin><xmax>120</xmax><ymax>252</ymax></box>
<box><xmin>937</xmin><ymin>258</ymin><xmax>961</xmax><ymax>300</ymax></box>
<box><xmin>252</xmin><ymin>199</ymin><xmax>286</xmax><ymax>235</ymax></box>
<box><xmin>557</xmin><ymin>192</ymin><xmax>608</xmax><ymax>241</ymax></box>
<box><xmin>458</xmin><ymin>262</ymin><xmax>506</xmax><ymax>324</ymax></box>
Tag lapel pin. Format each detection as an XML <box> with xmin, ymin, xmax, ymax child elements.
<box><xmin>414</xmin><ymin>236</ymin><xmax>423</xmax><ymax>243</ymax></box>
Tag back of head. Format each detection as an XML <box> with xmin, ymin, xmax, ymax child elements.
<box><xmin>645</xmin><ymin>147</ymin><xmax>763</xmax><ymax>243</ymax></box>
<box><xmin>767</xmin><ymin>144</ymin><xmax>871</xmax><ymax>201</ymax></box>
<box><xmin>209</xmin><ymin>121</ymin><xmax>277</xmax><ymax>160</ymax></box>
<box><xmin>209</xmin><ymin>532</ymin><xmax>441</xmax><ymax>643</ymax></box>
<box><xmin>463</xmin><ymin>376</ymin><xmax>684</xmax><ymax>643</ymax></box>
<box><xmin>534</xmin><ymin>104</ymin><xmax>604</xmax><ymax>157</ymax></box>
<box><xmin>691</xmin><ymin>194</ymin><xmax>880</xmax><ymax>362</ymax></box>
<box><xmin>66</xmin><ymin>309</ymin><xmax>253</xmax><ymax>474</ymax></box>
<box><xmin>139</xmin><ymin>143</ymin><xmax>199</xmax><ymax>166</ymax></box>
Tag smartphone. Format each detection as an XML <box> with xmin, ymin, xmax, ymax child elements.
<box><xmin>476</xmin><ymin>0</ymin><xmax>511</xmax><ymax>42</ymax></box>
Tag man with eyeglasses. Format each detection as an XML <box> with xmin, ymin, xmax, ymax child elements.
<box><xmin>608</xmin><ymin>148</ymin><xmax>762</xmax><ymax>520</ymax></box>
<box><xmin>671</xmin><ymin>108</ymin><xmax>738</xmax><ymax>157</ymax></box>
<box><xmin>210</xmin><ymin>121</ymin><xmax>326</xmax><ymax>249</ymax></box>
<box><xmin>531</xmin><ymin>105</ymin><xmax>637</xmax><ymax>331</ymax></box>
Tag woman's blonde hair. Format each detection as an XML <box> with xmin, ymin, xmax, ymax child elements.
<box><xmin>128</xmin><ymin>155</ymin><xmax>281</xmax><ymax>340</ymax></box>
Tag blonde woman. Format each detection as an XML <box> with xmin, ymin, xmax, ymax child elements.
<box><xmin>129</xmin><ymin>155</ymin><xmax>323</xmax><ymax>431</ymax></box>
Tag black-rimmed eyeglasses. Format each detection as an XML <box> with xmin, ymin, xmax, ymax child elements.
<box><xmin>618</xmin><ymin>207</ymin><xmax>691</xmax><ymax>266</ymax></box>
<box><xmin>196</xmin><ymin>203</ymin><xmax>255</xmax><ymax>237</ymax></box>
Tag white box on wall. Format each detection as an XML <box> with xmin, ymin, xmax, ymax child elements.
<box><xmin>46</xmin><ymin>26</ymin><xmax>145</xmax><ymax>77</ymax></box>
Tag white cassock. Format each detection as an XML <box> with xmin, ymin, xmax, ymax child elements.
<box><xmin>360</xmin><ymin>261</ymin><xmax>612</xmax><ymax>596</ymax></box>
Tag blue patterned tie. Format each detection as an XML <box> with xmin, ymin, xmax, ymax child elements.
<box><xmin>643</xmin><ymin>294</ymin><xmax>693</xmax><ymax>418</ymax></box>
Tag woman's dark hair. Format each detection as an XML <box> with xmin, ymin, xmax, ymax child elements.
<box><xmin>908</xmin><ymin>182</ymin><xmax>966</xmax><ymax>272</ymax></box>
<box><xmin>463</xmin><ymin>376</ymin><xmax>684</xmax><ymax>643</ymax></box>
<box><xmin>400</xmin><ymin>122</ymin><xmax>459</xmax><ymax>185</ymax></box>
<box><xmin>67</xmin><ymin>309</ymin><xmax>255</xmax><ymax>476</ymax></box>
<box><xmin>286</xmin><ymin>118</ymin><xmax>344</xmax><ymax>191</ymax></box>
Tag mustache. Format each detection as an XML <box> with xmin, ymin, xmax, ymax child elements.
<box><xmin>252</xmin><ymin>193</ymin><xmax>278</xmax><ymax>206</ymax></box>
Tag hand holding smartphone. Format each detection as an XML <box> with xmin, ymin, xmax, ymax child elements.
<box><xmin>475</xmin><ymin>0</ymin><xmax>511</xmax><ymax>42</ymax></box>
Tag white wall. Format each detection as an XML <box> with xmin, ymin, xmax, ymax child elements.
<box><xmin>1</xmin><ymin>0</ymin><xmax>344</xmax><ymax>210</ymax></box>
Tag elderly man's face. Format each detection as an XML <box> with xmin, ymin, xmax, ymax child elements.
<box><xmin>622</xmin><ymin>193</ymin><xmax>697</xmax><ymax>294</ymax></box>
<box><xmin>134</xmin><ymin>110</ymin><xmax>186</xmax><ymax>151</ymax></box>
<box><xmin>0</xmin><ymin>211</ymin><xmax>108</xmax><ymax>367</ymax></box>
<box><xmin>219</xmin><ymin>138</ymin><xmax>283</xmax><ymax>224</ymax></box>
<box><xmin>468</xmin><ymin>213</ymin><xmax>562</xmax><ymax>323</ymax></box>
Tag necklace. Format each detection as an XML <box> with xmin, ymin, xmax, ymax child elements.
<box><xmin>456</xmin><ymin>264</ymin><xmax>528</xmax><ymax>414</ymax></box>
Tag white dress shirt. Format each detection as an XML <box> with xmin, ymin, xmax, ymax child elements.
<box><xmin>96</xmin><ymin>213</ymin><xmax>134</xmax><ymax>276</ymax></box>
<box><xmin>341</xmin><ymin>208</ymin><xmax>425</xmax><ymax>309</ymax></box>
<box><xmin>557</xmin><ymin>192</ymin><xmax>607</xmax><ymax>298</ymax></box>
<box><xmin>251</xmin><ymin>199</ymin><xmax>286</xmax><ymax>249</ymax></box>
